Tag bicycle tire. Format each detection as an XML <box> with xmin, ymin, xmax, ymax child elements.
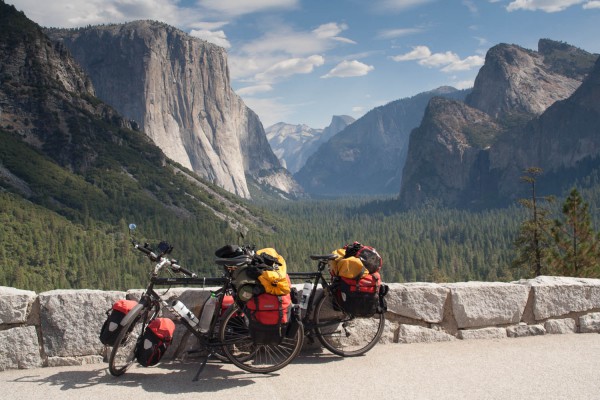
<box><xmin>219</xmin><ymin>304</ymin><xmax>304</xmax><ymax>373</ymax></box>
<box><xmin>108</xmin><ymin>304</ymin><xmax>157</xmax><ymax>376</ymax></box>
<box><xmin>313</xmin><ymin>291</ymin><xmax>385</xmax><ymax>357</ymax></box>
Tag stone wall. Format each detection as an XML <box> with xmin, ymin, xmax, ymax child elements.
<box><xmin>2</xmin><ymin>276</ymin><xmax>600</xmax><ymax>371</ymax></box>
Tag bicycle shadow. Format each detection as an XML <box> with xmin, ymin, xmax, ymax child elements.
<box><xmin>11</xmin><ymin>361</ymin><xmax>268</xmax><ymax>394</ymax></box>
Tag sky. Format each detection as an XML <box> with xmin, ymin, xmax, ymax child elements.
<box><xmin>6</xmin><ymin>0</ymin><xmax>600</xmax><ymax>129</ymax></box>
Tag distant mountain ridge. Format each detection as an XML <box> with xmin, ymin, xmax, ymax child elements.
<box><xmin>399</xmin><ymin>39</ymin><xmax>600</xmax><ymax>209</ymax></box>
<box><xmin>295</xmin><ymin>86</ymin><xmax>469</xmax><ymax>196</ymax></box>
<box><xmin>266</xmin><ymin>115</ymin><xmax>355</xmax><ymax>174</ymax></box>
<box><xmin>45</xmin><ymin>21</ymin><xmax>302</xmax><ymax>199</ymax></box>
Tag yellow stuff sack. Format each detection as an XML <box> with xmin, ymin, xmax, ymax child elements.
<box><xmin>329</xmin><ymin>248</ymin><xmax>369</xmax><ymax>279</ymax></box>
<box><xmin>257</xmin><ymin>248</ymin><xmax>291</xmax><ymax>295</ymax></box>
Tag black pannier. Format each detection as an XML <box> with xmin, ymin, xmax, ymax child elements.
<box><xmin>99</xmin><ymin>299</ymin><xmax>138</xmax><ymax>346</ymax></box>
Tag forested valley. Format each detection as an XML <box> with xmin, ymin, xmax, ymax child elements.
<box><xmin>4</xmin><ymin>168</ymin><xmax>600</xmax><ymax>293</ymax></box>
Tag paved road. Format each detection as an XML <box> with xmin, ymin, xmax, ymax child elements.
<box><xmin>2</xmin><ymin>333</ymin><xmax>600</xmax><ymax>400</ymax></box>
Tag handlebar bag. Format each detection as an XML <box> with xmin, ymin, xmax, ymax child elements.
<box><xmin>245</xmin><ymin>293</ymin><xmax>291</xmax><ymax>345</ymax></box>
<box><xmin>135</xmin><ymin>317</ymin><xmax>175</xmax><ymax>367</ymax></box>
<box><xmin>99</xmin><ymin>299</ymin><xmax>138</xmax><ymax>346</ymax></box>
<box><xmin>333</xmin><ymin>272</ymin><xmax>381</xmax><ymax>317</ymax></box>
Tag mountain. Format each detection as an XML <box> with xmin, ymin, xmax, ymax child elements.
<box><xmin>0</xmin><ymin>1</ymin><xmax>277</xmax><ymax>291</ymax></box>
<box><xmin>465</xmin><ymin>40</ymin><xmax>591</xmax><ymax>119</ymax></box>
<box><xmin>266</xmin><ymin>115</ymin><xmax>355</xmax><ymax>174</ymax></box>
<box><xmin>399</xmin><ymin>39</ymin><xmax>599</xmax><ymax>209</ymax></box>
<box><xmin>295</xmin><ymin>87</ymin><xmax>469</xmax><ymax>196</ymax></box>
<box><xmin>45</xmin><ymin>21</ymin><xmax>302</xmax><ymax>200</ymax></box>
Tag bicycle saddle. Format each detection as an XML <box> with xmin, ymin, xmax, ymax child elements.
<box><xmin>215</xmin><ymin>255</ymin><xmax>252</xmax><ymax>266</ymax></box>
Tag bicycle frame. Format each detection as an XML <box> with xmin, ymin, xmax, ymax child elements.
<box><xmin>288</xmin><ymin>259</ymin><xmax>341</xmax><ymax>333</ymax></box>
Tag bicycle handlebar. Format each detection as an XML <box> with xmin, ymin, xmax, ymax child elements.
<box><xmin>132</xmin><ymin>241</ymin><xmax>198</xmax><ymax>278</ymax></box>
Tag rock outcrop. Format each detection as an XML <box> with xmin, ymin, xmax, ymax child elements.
<box><xmin>295</xmin><ymin>87</ymin><xmax>468</xmax><ymax>196</ymax></box>
<box><xmin>466</xmin><ymin>40</ymin><xmax>595</xmax><ymax>118</ymax></box>
<box><xmin>47</xmin><ymin>21</ymin><xmax>301</xmax><ymax>199</ymax></box>
<box><xmin>399</xmin><ymin>98</ymin><xmax>503</xmax><ymax>208</ymax></box>
<box><xmin>399</xmin><ymin>40</ymin><xmax>599</xmax><ymax>209</ymax></box>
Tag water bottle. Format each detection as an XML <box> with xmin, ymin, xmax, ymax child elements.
<box><xmin>172</xmin><ymin>300</ymin><xmax>200</xmax><ymax>328</ymax></box>
<box><xmin>198</xmin><ymin>293</ymin><xmax>217</xmax><ymax>333</ymax></box>
<box><xmin>300</xmin><ymin>282</ymin><xmax>312</xmax><ymax>309</ymax></box>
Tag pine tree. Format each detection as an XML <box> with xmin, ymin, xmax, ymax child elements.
<box><xmin>547</xmin><ymin>188</ymin><xmax>600</xmax><ymax>277</ymax></box>
<box><xmin>512</xmin><ymin>167</ymin><xmax>555</xmax><ymax>277</ymax></box>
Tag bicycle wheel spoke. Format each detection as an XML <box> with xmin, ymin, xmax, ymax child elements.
<box><xmin>109</xmin><ymin>310</ymin><xmax>145</xmax><ymax>376</ymax></box>
<box><xmin>314</xmin><ymin>293</ymin><xmax>385</xmax><ymax>357</ymax></box>
<box><xmin>219</xmin><ymin>306</ymin><xmax>303</xmax><ymax>373</ymax></box>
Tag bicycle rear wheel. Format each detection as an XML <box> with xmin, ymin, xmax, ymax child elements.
<box><xmin>108</xmin><ymin>304</ymin><xmax>157</xmax><ymax>376</ymax></box>
<box><xmin>219</xmin><ymin>304</ymin><xmax>304</xmax><ymax>373</ymax></box>
<box><xmin>314</xmin><ymin>291</ymin><xmax>385</xmax><ymax>357</ymax></box>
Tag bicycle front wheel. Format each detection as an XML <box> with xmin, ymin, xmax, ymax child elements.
<box><xmin>108</xmin><ymin>304</ymin><xmax>156</xmax><ymax>376</ymax></box>
<box><xmin>314</xmin><ymin>291</ymin><xmax>385</xmax><ymax>357</ymax></box>
<box><xmin>219</xmin><ymin>304</ymin><xmax>304</xmax><ymax>374</ymax></box>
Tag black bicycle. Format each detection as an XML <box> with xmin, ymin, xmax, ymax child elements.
<box><xmin>288</xmin><ymin>254</ymin><xmax>386</xmax><ymax>357</ymax></box>
<box><xmin>108</xmin><ymin>224</ymin><xmax>304</xmax><ymax>379</ymax></box>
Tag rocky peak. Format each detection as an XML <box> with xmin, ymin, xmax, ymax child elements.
<box><xmin>399</xmin><ymin>98</ymin><xmax>502</xmax><ymax>208</ymax></box>
<box><xmin>0</xmin><ymin>1</ymin><xmax>133</xmax><ymax>169</ymax></box>
<box><xmin>266</xmin><ymin>115</ymin><xmax>354</xmax><ymax>174</ymax></box>
<box><xmin>538</xmin><ymin>38</ymin><xmax>597</xmax><ymax>80</ymax></box>
<box><xmin>465</xmin><ymin>41</ymin><xmax>591</xmax><ymax>119</ymax></box>
<box><xmin>46</xmin><ymin>21</ymin><xmax>300</xmax><ymax>199</ymax></box>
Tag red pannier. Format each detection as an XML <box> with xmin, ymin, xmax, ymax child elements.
<box><xmin>135</xmin><ymin>317</ymin><xmax>176</xmax><ymax>367</ymax></box>
<box><xmin>99</xmin><ymin>299</ymin><xmax>138</xmax><ymax>346</ymax></box>
<box><xmin>335</xmin><ymin>272</ymin><xmax>381</xmax><ymax>317</ymax></box>
<box><xmin>245</xmin><ymin>293</ymin><xmax>291</xmax><ymax>345</ymax></box>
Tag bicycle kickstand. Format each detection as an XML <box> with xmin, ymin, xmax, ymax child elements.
<box><xmin>193</xmin><ymin>355</ymin><xmax>209</xmax><ymax>381</ymax></box>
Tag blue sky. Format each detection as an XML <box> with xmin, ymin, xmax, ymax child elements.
<box><xmin>7</xmin><ymin>0</ymin><xmax>600</xmax><ymax>129</ymax></box>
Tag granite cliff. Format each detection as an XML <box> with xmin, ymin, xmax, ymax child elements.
<box><xmin>46</xmin><ymin>21</ymin><xmax>301</xmax><ymax>199</ymax></box>
<box><xmin>399</xmin><ymin>40</ymin><xmax>599</xmax><ymax>209</ymax></box>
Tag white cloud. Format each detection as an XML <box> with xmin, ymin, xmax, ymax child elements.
<box><xmin>441</xmin><ymin>55</ymin><xmax>485</xmax><ymax>72</ymax></box>
<box><xmin>239</xmin><ymin>97</ymin><xmax>295</xmax><ymax>127</ymax></box>
<box><xmin>452</xmin><ymin>80</ymin><xmax>475</xmax><ymax>90</ymax></box>
<box><xmin>9</xmin><ymin>0</ymin><xmax>201</xmax><ymax>28</ymax></box>
<box><xmin>321</xmin><ymin>60</ymin><xmax>374</xmax><ymax>78</ymax></box>
<box><xmin>255</xmin><ymin>55</ymin><xmax>325</xmax><ymax>81</ymax></box>
<box><xmin>506</xmin><ymin>0</ymin><xmax>585</xmax><ymax>12</ymax></box>
<box><xmin>189</xmin><ymin>29</ymin><xmax>231</xmax><ymax>49</ymax></box>
<box><xmin>189</xmin><ymin>21</ymin><xmax>229</xmax><ymax>30</ymax></box>
<box><xmin>230</xmin><ymin>22</ymin><xmax>356</xmax><ymax>84</ymax></box>
<box><xmin>198</xmin><ymin>0</ymin><xmax>298</xmax><ymax>17</ymax></box>
<box><xmin>418</xmin><ymin>51</ymin><xmax>459</xmax><ymax>67</ymax></box>
<box><xmin>377</xmin><ymin>28</ymin><xmax>423</xmax><ymax>39</ymax></box>
<box><xmin>375</xmin><ymin>0</ymin><xmax>436</xmax><ymax>12</ymax></box>
<box><xmin>240</xmin><ymin>23</ymin><xmax>354</xmax><ymax>57</ymax></box>
<box><xmin>392</xmin><ymin>45</ymin><xmax>484</xmax><ymax>72</ymax></box>
<box><xmin>235</xmin><ymin>84</ymin><xmax>274</xmax><ymax>96</ymax></box>
<box><xmin>391</xmin><ymin>45</ymin><xmax>432</xmax><ymax>61</ymax></box>
<box><xmin>583</xmin><ymin>0</ymin><xmax>600</xmax><ymax>8</ymax></box>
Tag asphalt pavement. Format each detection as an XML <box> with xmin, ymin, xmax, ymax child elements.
<box><xmin>2</xmin><ymin>333</ymin><xmax>600</xmax><ymax>400</ymax></box>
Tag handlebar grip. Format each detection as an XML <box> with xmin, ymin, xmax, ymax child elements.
<box><xmin>134</xmin><ymin>244</ymin><xmax>158</xmax><ymax>261</ymax></box>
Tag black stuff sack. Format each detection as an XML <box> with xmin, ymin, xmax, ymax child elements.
<box><xmin>100</xmin><ymin>299</ymin><xmax>138</xmax><ymax>346</ymax></box>
<box><xmin>135</xmin><ymin>318</ymin><xmax>175</xmax><ymax>367</ymax></box>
